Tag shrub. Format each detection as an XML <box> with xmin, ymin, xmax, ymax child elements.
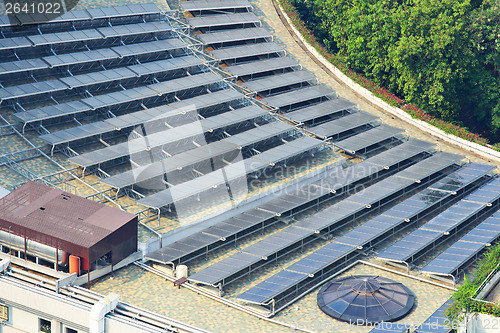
<box><xmin>277</xmin><ymin>0</ymin><xmax>495</xmax><ymax>152</ymax></box>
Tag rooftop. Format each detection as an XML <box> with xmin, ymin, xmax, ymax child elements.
<box><xmin>0</xmin><ymin>181</ymin><xmax>136</xmax><ymax>249</ymax></box>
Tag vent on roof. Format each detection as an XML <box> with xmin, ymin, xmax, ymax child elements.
<box><xmin>317</xmin><ymin>275</ymin><xmax>415</xmax><ymax>324</ymax></box>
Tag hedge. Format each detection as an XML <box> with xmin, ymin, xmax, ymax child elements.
<box><xmin>277</xmin><ymin>0</ymin><xmax>498</xmax><ymax>151</ymax></box>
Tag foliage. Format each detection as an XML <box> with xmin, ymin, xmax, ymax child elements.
<box><xmin>278</xmin><ymin>0</ymin><xmax>500</xmax><ymax>151</ymax></box>
<box><xmin>446</xmin><ymin>243</ymin><xmax>500</xmax><ymax>321</ymax></box>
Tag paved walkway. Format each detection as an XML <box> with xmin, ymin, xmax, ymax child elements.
<box><xmin>251</xmin><ymin>0</ymin><xmax>498</xmax><ymax>166</ymax></box>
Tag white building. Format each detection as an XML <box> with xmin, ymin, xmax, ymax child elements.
<box><xmin>0</xmin><ymin>256</ymin><xmax>209</xmax><ymax>333</ymax></box>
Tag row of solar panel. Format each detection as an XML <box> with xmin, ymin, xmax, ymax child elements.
<box><xmin>70</xmin><ymin>117</ymin><xmax>290</xmax><ymax>169</ymax></box>
<box><xmin>183</xmin><ymin>5</ymin><xmax>408</xmax><ymax>155</ymax></box>
<box><xmin>180</xmin><ymin>0</ymin><xmax>254</xmax><ymax>13</ymax></box>
<box><xmin>0</xmin><ymin>39</ymin><xmax>188</xmax><ymax>83</ymax></box>
<box><xmin>145</xmin><ymin>139</ymin><xmax>436</xmax><ymax>267</ymax></box>
<box><xmin>368</xmin><ymin>299</ymin><xmax>453</xmax><ymax>332</ymax></box>
<box><xmin>378</xmin><ymin>177</ymin><xmax>500</xmax><ymax>265</ymax></box>
<box><xmin>236</xmin><ymin>164</ymin><xmax>493</xmax><ymax>307</ymax></box>
<box><xmin>40</xmin><ymin>89</ymin><xmax>245</xmax><ymax>147</ymax></box>
<box><xmin>136</xmin><ymin>133</ymin><xmax>323</xmax><ymax>208</ymax></box>
<box><xmin>0</xmin><ymin>21</ymin><xmax>174</xmax><ymax>60</ymax></box>
<box><xmin>0</xmin><ymin>55</ymin><xmax>204</xmax><ymax>105</ymax></box>
<box><xmin>421</xmin><ymin>209</ymin><xmax>500</xmax><ymax>277</ymax></box>
<box><xmin>187</xmin><ymin>152</ymin><xmax>463</xmax><ymax>287</ymax></box>
<box><xmin>0</xmin><ymin>4</ymin><xmax>163</xmax><ymax>35</ymax></box>
<box><xmin>13</xmin><ymin>71</ymin><xmax>221</xmax><ymax>124</ymax></box>
<box><xmin>187</xmin><ymin>12</ymin><xmax>261</xmax><ymax>30</ymax></box>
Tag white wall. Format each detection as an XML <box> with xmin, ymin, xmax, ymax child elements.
<box><xmin>458</xmin><ymin>313</ymin><xmax>500</xmax><ymax>333</ymax></box>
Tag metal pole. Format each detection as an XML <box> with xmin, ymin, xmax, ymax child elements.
<box><xmin>8</xmin><ymin>226</ymin><xmax>12</xmax><ymax>261</ymax></box>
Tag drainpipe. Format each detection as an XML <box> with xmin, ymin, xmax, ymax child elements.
<box><xmin>89</xmin><ymin>293</ymin><xmax>120</xmax><ymax>333</ymax></box>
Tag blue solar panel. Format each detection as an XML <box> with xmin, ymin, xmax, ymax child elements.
<box><xmin>238</xmin><ymin>270</ymin><xmax>308</xmax><ymax>304</ymax></box>
<box><xmin>193</xmin><ymin>154</ymin><xmax>462</xmax><ymax>287</ymax></box>
<box><xmin>237</xmin><ymin>164</ymin><xmax>493</xmax><ymax>307</ymax></box>
<box><xmin>422</xmin><ymin>210</ymin><xmax>500</xmax><ymax>276</ymax></box>
<box><xmin>379</xmin><ymin>176</ymin><xmax>499</xmax><ymax>264</ymax></box>
<box><xmin>415</xmin><ymin>300</ymin><xmax>452</xmax><ymax>333</ymax></box>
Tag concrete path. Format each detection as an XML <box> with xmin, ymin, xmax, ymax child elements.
<box><xmin>251</xmin><ymin>0</ymin><xmax>497</xmax><ymax>166</ymax></box>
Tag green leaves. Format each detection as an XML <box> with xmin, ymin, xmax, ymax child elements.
<box><xmin>295</xmin><ymin>0</ymin><xmax>500</xmax><ymax>143</ymax></box>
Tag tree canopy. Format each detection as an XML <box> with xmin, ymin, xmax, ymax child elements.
<box><xmin>293</xmin><ymin>0</ymin><xmax>500</xmax><ymax>142</ymax></box>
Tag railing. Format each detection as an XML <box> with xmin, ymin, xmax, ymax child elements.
<box><xmin>0</xmin><ymin>124</ymin><xmax>15</xmax><ymax>136</ymax></box>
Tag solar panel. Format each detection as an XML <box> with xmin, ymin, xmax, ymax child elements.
<box><xmin>78</xmin><ymin>115</ymin><xmax>285</xmax><ymax>172</ymax></box>
<box><xmin>209</xmin><ymin>42</ymin><xmax>284</xmax><ymax>61</ymax></box>
<box><xmin>13</xmin><ymin>101</ymin><xmax>92</xmax><ymax>124</ymax></box>
<box><xmin>99</xmin><ymin>108</ymin><xmax>271</xmax><ymax>187</ymax></box>
<box><xmin>40</xmin><ymin>88</ymin><xmax>244</xmax><ymax>146</ymax></box>
<box><xmin>180</xmin><ymin>0</ymin><xmax>253</xmax><ymax>12</ymax></box>
<box><xmin>187</xmin><ymin>13</ymin><xmax>260</xmax><ymax>29</ymax></box>
<box><xmin>0</xmin><ymin>59</ymin><xmax>48</xmax><ymax>77</ymax></box>
<box><xmin>225</xmin><ymin>57</ymin><xmax>299</xmax><ymax>77</ymax></box>
<box><xmin>0</xmin><ymin>79</ymin><xmax>68</xmax><ymax>102</ymax></box>
<box><xmin>0</xmin><ymin>36</ymin><xmax>32</xmax><ymax>51</ymax></box>
<box><xmin>421</xmin><ymin>209</ymin><xmax>500</xmax><ymax>277</ymax></box>
<box><xmin>137</xmin><ymin>133</ymin><xmax>320</xmax><ymax>208</ymax></box>
<box><xmin>14</xmin><ymin>10</ymin><xmax>90</xmax><ymax>26</ymax></box>
<box><xmin>285</xmin><ymin>98</ymin><xmax>357</xmax><ymax>123</ymax></box>
<box><xmin>335</xmin><ymin>125</ymin><xmax>405</xmax><ymax>154</ymax></box>
<box><xmin>27</xmin><ymin>29</ymin><xmax>103</xmax><ymax>47</ymax></box>
<box><xmin>378</xmin><ymin>177</ymin><xmax>500</xmax><ymax>264</ymax></box>
<box><xmin>243</xmin><ymin>71</ymin><xmax>316</xmax><ymax>93</ymax></box>
<box><xmin>189</xmin><ymin>154</ymin><xmax>459</xmax><ymax>288</ymax></box>
<box><xmin>199</xmin><ymin>27</ymin><xmax>271</xmax><ymax>45</ymax></box>
<box><xmin>16</xmin><ymin>72</ymin><xmax>220</xmax><ymax>124</ymax></box>
<box><xmin>86</xmin><ymin>4</ymin><xmax>161</xmax><ymax>20</ymax></box>
<box><xmin>59</xmin><ymin>67</ymin><xmax>138</xmax><ymax>89</ymax></box>
<box><xmin>97</xmin><ymin>21</ymin><xmax>172</xmax><ymax>39</ymax></box>
<box><xmin>414</xmin><ymin>300</ymin><xmax>452</xmax><ymax>333</ymax></box>
<box><xmin>237</xmin><ymin>163</ymin><xmax>492</xmax><ymax>307</ymax></box>
<box><xmin>237</xmin><ymin>242</ymin><xmax>356</xmax><ymax>304</ymax></box>
<box><xmin>310</xmin><ymin>112</ymin><xmax>379</xmax><ymax>139</ymax></box>
<box><xmin>261</xmin><ymin>85</ymin><xmax>335</xmax><ymax>109</ymax></box>
<box><xmin>145</xmin><ymin>140</ymin><xmax>441</xmax><ymax>268</ymax></box>
<box><xmin>42</xmin><ymin>48</ymin><xmax>119</xmax><ymax>68</ymax></box>
<box><xmin>111</xmin><ymin>39</ymin><xmax>186</xmax><ymax>58</ymax></box>
<box><xmin>127</xmin><ymin>55</ymin><xmax>203</xmax><ymax>77</ymax></box>
<box><xmin>238</xmin><ymin>270</ymin><xmax>309</xmax><ymax>304</ymax></box>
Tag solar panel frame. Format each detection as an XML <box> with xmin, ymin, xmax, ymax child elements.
<box><xmin>187</xmin><ymin>12</ymin><xmax>260</xmax><ymax>29</ymax></box>
<box><xmin>335</xmin><ymin>125</ymin><xmax>404</xmax><ymax>154</ymax></box>
<box><xmin>86</xmin><ymin>4</ymin><xmax>162</xmax><ymax>20</ymax></box>
<box><xmin>181</xmin><ymin>0</ymin><xmax>253</xmax><ymax>12</ymax></box>
<box><xmin>421</xmin><ymin>211</ymin><xmax>500</xmax><ymax>276</ymax></box>
<box><xmin>243</xmin><ymin>70</ymin><xmax>317</xmax><ymax>93</ymax></box>
<box><xmin>0</xmin><ymin>79</ymin><xmax>68</xmax><ymax>102</ymax></box>
<box><xmin>261</xmin><ymin>85</ymin><xmax>335</xmax><ymax>109</ymax></box>
<box><xmin>0</xmin><ymin>58</ymin><xmax>48</xmax><ymax>76</ymax></box>
<box><xmin>199</xmin><ymin>27</ymin><xmax>271</xmax><ymax>45</ymax></box>
<box><xmin>378</xmin><ymin>178</ymin><xmax>499</xmax><ymax>263</ymax></box>
<box><xmin>209</xmin><ymin>42</ymin><xmax>284</xmax><ymax>61</ymax></box>
<box><xmin>0</xmin><ymin>36</ymin><xmax>33</xmax><ymax>51</ymax></box>
<box><xmin>310</xmin><ymin>112</ymin><xmax>379</xmax><ymax>139</ymax></box>
<box><xmin>285</xmin><ymin>98</ymin><xmax>357</xmax><ymax>123</ymax></box>
<box><xmin>136</xmin><ymin>133</ymin><xmax>321</xmax><ymax>208</ymax></box>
